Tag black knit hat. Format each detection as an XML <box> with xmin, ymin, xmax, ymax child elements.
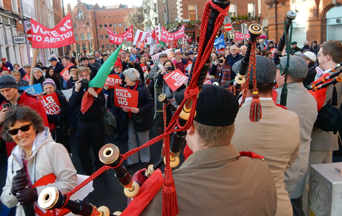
<box><xmin>0</xmin><ymin>75</ymin><xmax>17</xmax><ymax>89</ymax></box>
<box><xmin>175</xmin><ymin>85</ymin><xmax>239</xmax><ymax>126</ymax></box>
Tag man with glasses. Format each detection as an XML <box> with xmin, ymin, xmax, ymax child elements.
<box><xmin>80</xmin><ymin>57</ymin><xmax>98</xmax><ymax>80</ymax></box>
<box><xmin>0</xmin><ymin>75</ymin><xmax>48</xmax><ymax>156</ymax></box>
<box><xmin>226</xmin><ymin>45</ymin><xmax>243</xmax><ymax>76</ymax></box>
<box><xmin>69</xmin><ymin>67</ymin><xmax>105</xmax><ymax>175</ymax></box>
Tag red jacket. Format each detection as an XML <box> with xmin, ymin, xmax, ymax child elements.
<box><xmin>1</xmin><ymin>92</ymin><xmax>49</xmax><ymax>156</ymax></box>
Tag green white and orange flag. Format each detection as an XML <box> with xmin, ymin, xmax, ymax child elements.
<box><xmin>81</xmin><ymin>40</ymin><xmax>125</xmax><ymax>113</ymax></box>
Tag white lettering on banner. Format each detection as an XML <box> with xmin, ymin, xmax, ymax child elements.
<box><xmin>172</xmin><ymin>73</ymin><xmax>187</xmax><ymax>87</ymax></box>
<box><xmin>40</xmin><ymin>96</ymin><xmax>61</xmax><ymax>115</ymax></box>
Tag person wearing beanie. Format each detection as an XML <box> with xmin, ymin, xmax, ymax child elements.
<box><xmin>231</xmin><ymin>55</ymin><xmax>301</xmax><ymax>216</ymax></box>
<box><xmin>42</xmin><ymin>78</ymin><xmax>70</xmax><ymax>151</ymax></box>
<box><xmin>33</xmin><ymin>67</ymin><xmax>46</xmax><ymax>87</ymax></box>
<box><xmin>275</xmin><ymin>56</ymin><xmax>317</xmax><ymax>216</ymax></box>
<box><xmin>121</xmin><ymin>68</ymin><xmax>153</xmax><ymax>166</ymax></box>
<box><xmin>0</xmin><ymin>75</ymin><xmax>48</xmax><ymax>156</ymax></box>
<box><xmin>141</xmin><ymin>85</ymin><xmax>277</xmax><ymax>215</ymax></box>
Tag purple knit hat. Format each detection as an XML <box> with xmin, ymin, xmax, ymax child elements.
<box><xmin>42</xmin><ymin>78</ymin><xmax>56</xmax><ymax>88</ymax></box>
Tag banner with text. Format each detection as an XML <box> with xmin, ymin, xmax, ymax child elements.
<box><xmin>38</xmin><ymin>93</ymin><xmax>61</xmax><ymax>115</ymax></box>
<box><xmin>104</xmin><ymin>74</ymin><xmax>122</xmax><ymax>89</ymax></box>
<box><xmin>60</xmin><ymin>63</ymin><xmax>74</xmax><ymax>81</ymax></box>
<box><xmin>22</xmin><ymin>74</ymin><xmax>30</xmax><ymax>82</ymax></box>
<box><xmin>19</xmin><ymin>83</ymin><xmax>43</xmax><ymax>95</ymax></box>
<box><xmin>160</xmin><ymin>24</ymin><xmax>185</xmax><ymax>43</ymax></box>
<box><xmin>151</xmin><ymin>49</ymin><xmax>174</xmax><ymax>65</ymax></box>
<box><xmin>107</xmin><ymin>25</ymin><xmax>133</xmax><ymax>45</ymax></box>
<box><xmin>234</xmin><ymin>32</ymin><xmax>251</xmax><ymax>41</ymax></box>
<box><xmin>31</xmin><ymin>13</ymin><xmax>75</xmax><ymax>48</ymax></box>
<box><xmin>114</xmin><ymin>86</ymin><xmax>138</xmax><ymax>111</ymax></box>
<box><xmin>163</xmin><ymin>69</ymin><xmax>188</xmax><ymax>91</ymax></box>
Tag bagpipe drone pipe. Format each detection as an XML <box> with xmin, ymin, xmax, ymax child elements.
<box><xmin>37</xmin><ymin>0</ymin><xmax>232</xmax><ymax>216</ymax></box>
<box><xmin>308</xmin><ymin>62</ymin><xmax>342</xmax><ymax>92</ymax></box>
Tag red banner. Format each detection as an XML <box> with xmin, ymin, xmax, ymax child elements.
<box><xmin>59</xmin><ymin>63</ymin><xmax>74</xmax><ymax>81</ymax></box>
<box><xmin>140</xmin><ymin>64</ymin><xmax>148</xmax><ymax>73</ymax></box>
<box><xmin>163</xmin><ymin>69</ymin><xmax>188</xmax><ymax>91</ymax></box>
<box><xmin>160</xmin><ymin>24</ymin><xmax>185</xmax><ymax>43</ymax></box>
<box><xmin>38</xmin><ymin>93</ymin><xmax>61</xmax><ymax>115</ymax></box>
<box><xmin>107</xmin><ymin>25</ymin><xmax>133</xmax><ymax>45</ymax></box>
<box><xmin>31</xmin><ymin>13</ymin><xmax>75</xmax><ymax>48</ymax></box>
<box><xmin>104</xmin><ymin>74</ymin><xmax>122</xmax><ymax>89</ymax></box>
<box><xmin>23</xmin><ymin>74</ymin><xmax>30</xmax><ymax>82</ymax></box>
<box><xmin>136</xmin><ymin>41</ymin><xmax>145</xmax><ymax>49</ymax></box>
<box><xmin>114</xmin><ymin>86</ymin><xmax>139</xmax><ymax>111</ymax></box>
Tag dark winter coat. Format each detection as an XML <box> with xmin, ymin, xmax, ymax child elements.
<box><xmin>46</xmin><ymin>91</ymin><xmax>69</xmax><ymax>127</ymax></box>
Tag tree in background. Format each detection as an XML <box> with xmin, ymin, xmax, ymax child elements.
<box><xmin>124</xmin><ymin>6</ymin><xmax>144</xmax><ymax>32</ymax></box>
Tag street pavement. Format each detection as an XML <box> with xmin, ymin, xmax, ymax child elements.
<box><xmin>0</xmin><ymin>125</ymin><xmax>185</xmax><ymax>214</ymax></box>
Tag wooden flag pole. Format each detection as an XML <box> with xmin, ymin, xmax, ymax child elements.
<box><xmin>30</xmin><ymin>48</ymin><xmax>38</xmax><ymax>85</ymax></box>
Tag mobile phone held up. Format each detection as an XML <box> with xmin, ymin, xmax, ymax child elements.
<box><xmin>2</xmin><ymin>103</ymin><xmax>10</xmax><ymax>110</ymax></box>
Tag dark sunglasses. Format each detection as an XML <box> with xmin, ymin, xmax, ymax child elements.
<box><xmin>8</xmin><ymin>124</ymin><xmax>32</xmax><ymax>136</ymax></box>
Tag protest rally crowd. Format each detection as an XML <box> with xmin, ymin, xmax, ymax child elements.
<box><xmin>1</xmin><ymin>4</ymin><xmax>342</xmax><ymax>216</ymax></box>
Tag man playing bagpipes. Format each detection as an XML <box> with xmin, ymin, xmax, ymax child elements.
<box><xmin>232</xmin><ymin>56</ymin><xmax>301</xmax><ymax>216</ymax></box>
<box><xmin>140</xmin><ymin>84</ymin><xmax>277</xmax><ymax>216</ymax></box>
<box><xmin>275</xmin><ymin>56</ymin><xmax>318</xmax><ymax>216</ymax></box>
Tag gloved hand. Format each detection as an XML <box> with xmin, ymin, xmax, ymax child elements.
<box><xmin>11</xmin><ymin>170</ymin><xmax>29</xmax><ymax>195</ymax></box>
<box><xmin>16</xmin><ymin>188</ymin><xmax>38</xmax><ymax>205</ymax></box>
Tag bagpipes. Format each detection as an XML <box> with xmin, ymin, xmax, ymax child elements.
<box><xmin>37</xmin><ymin>0</ymin><xmax>232</xmax><ymax>216</ymax></box>
<box><xmin>308</xmin><ymin>62</ymin><xmax>342</xmax><ymax>91</ymax></box>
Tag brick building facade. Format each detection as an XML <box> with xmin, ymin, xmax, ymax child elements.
<box><xmin>68</xmin><ymin>1</ymin><xmax>133</xmax><ymax>54</ymax></box>
<box><xmin>267</xmin><ymin>0</ymin><xmax>342</xmax><ymax>45</ymax></box>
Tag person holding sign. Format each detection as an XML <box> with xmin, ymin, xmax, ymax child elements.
<box><xmin>156</xmin><ymin>60</ymin><xmax>186</xmax><ymax>125</ymax></box>
<box><xmin>0</xmin><ymin>75</ymin><xmax>49</xmax><ymax>156</ymax></box>
<box><xmin>69</xmin><ymin>67</ymin><xmax>105</xmax><ymax>175</ymax></box>
<box><xmin>42</xmin><ymin>79</ymin><xmax>70</xmax><ymax>152</ymax></box>
<box><xmin>122</xmin><ymin>68</ymin><xmax>153</xmax><ymax>166</ymax></box>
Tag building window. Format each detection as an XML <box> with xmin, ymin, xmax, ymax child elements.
<box><xmin>11</xmin><ymin>0</ymin><xmax>18</xmax><ymax>13</ymax></box>
<box><xmin>101</xmin><ymin>35</ymin><xmax>104</xmax><ymax>39</ymax></box>
<box><xmin>78</xmin><ymin>10</ymin><xmax>83</xmax><ymax>20</ymax></box>
<box><xmin>100</xmin><ymin>24</ymin><xmax>102</xmax><ymax>28</ymax></box>
<box><xmin>87</xmin><ymin>32</ymin><xmax>91</xmax><ymax>39</ymax></box>
<box><xmin>188</xmin><ymin>5</ymin><xmax>197</xmax><ymax>21</ymax></box>
<box><xmin>119</xmin><ymin>23</ymin><xmax>122</xmax><ymax>27</ymax></box>
<box><xmin>82</xmin><ymin>43</ymin><xmax>86</xmax><ymax>51</ymax></box>
<box><xmin>109</xmin><ymin>24</ymin><xmax>112</xmax><ymax>27</ymax></box>
<box><xmin>104</xmin><ymin>16</ymin><xmax>106</xmax><ymax>18</ymax></box>
<box><xmin>105</xmin><ymin>35</ymin><xmax>108</xmax><ymax>39</ymax></box>
<box><xmin>163</xmin><ymin>0</ymin><xmax>165</xmax><ymax>4</ymax></box>
<box><xmin>84</xmin><ymin>14</ymin><xmax>86</xmax><ymax>19</ymax></box>
<box><xmin>229</xmin><ymin>4</ymin><xmax>237</xmax><ymax>18</ymax></box>
<box><xmin>107</xmin><ymin>44</ymin><xmax>109</xmax><ymax>48</ymax></box>
<box><xmin>114</xmin><ymin>23</ymin><xmax>117</xmax><ymax>27</ymax></box>
<box><xmin>75</xmin><ymin>34</ymin><xmax>79</xmax><ymax>40</ymax></box>
<box><xmin>104</xmin><ymin>24</ymin><xmax>107</xmax><ymax>27</ymax></box>
<box><xmin>247</xmin><ymin>3</ymin><xmax>255</xmax><ymax>18</ymax></box>
<box><xmin>119</xmin><ymin>15</ymin><xmax>120</xmax><ymax>17</ymax></box>
<box><xmin>81</xmin><ymin>33</ymin><xmax>85</xmax><ymax>40</ymax></box>
<box><xmin>164</xmin><ymin>10</ymin><xmax>167</xmax><ymax>23</ymax></box>
<box><xmin>75</xmin><ymin>15</ymin><xmax>77</xmax><ymax>20</ymax></box>
<box><xmin>102</xmin><ymin>45</ymin><xmax>105</xmax><ymax>48</ymax></box>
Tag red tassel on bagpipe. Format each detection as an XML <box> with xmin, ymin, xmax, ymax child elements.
<box><xmin>250</xmin><ymin>90</ymin><xmax>262</xmax><ymax>122</ymax></box>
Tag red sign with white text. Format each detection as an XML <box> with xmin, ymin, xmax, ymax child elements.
<box><xmin>104</xmin><ymin>74</ymin><xmax>122</xmax><ymax>89</ymax></box>
<box><xmin>38</xmin><ymin>93</ymin><xmax>61</xmax><ymax>115</ymax></box>
<box><xmin>160</xmin><ymin>24</ymin><xmax>185</xmax><ymax>43</ymax></box>
<box><xmin>140</xmin><ymin>64</ymin><xmax>148</xmax><ymax>73</ymax></box>
<box><xmin>60</xmin><ymin>63</ymin><xmax>74</xmax><ymax>81</ymax></box>
<box><xmin>234</xmin><ymin>32</ymin><xmax>250</xmax><ymax>41</ymax></box>
<box><xmin>169</xmin><ymin>40</ymin><xmax>177</xmax><ymax>49</ymax></box>
<box><xmin>114</xmin><ymin>86</ymin><xmax>139</xmax><ymax>111</ymax></box>
<box><xmin>107</xmin><ymin>25</ymin><xmax>133</xmax><ymax>45</ymax></box>
<box><xmin>31</xmin><ymin>13</ymin><xmax>75</xmax><ymax>48</ymax></box>
<box><xmin>163</xmin><ymin>69</ymin><xmax>188</xmax><ymax>92</ymax></box>
<box><xmin>23</xmin><ymin>74</ymin><xmax>30</xmax><ymax>82</ymax></box>
<box><xmin>137</xmin><ymin>41</ymin><xmax>145</xmax><ymax>49</ymax></box>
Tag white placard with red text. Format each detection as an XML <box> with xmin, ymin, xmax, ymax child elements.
<box><xmin>38</xmin><ymin>93</ymin><xmax>61</xmax><ymax>115</ymax></box>
<box><xmin>163</xmin><ymin>69</ymin><xmax>188</xmax><ymax>92</ymax></box>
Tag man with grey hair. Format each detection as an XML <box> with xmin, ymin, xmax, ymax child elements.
<box><xmin>301</xmin><ymin>41</ymin><xmax>314</xmax><ymax>53</ymax></box>
<box><xmin>226</xmin><ymin>45</ymin><xmax>243</xmax><ymax>76</ymax></box>
<box><xmin>232</xmin><ymin>55</ymin><xmax>300</xmax><ymax>216</ymax></box>
<box><xmin>240</xmin><ymin>45</ymin><xmax>247</xmax><ymax>57</ymax></box>
<box><xmin>275</xmin><ymin>56</ymin><xmax>317</xmax><ymax>216</ymax></box>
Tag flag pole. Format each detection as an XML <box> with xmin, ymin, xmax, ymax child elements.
<box><xmin>30</xmin><ymin>48</ymin><xmax>38</xmax><ymax>85</ymax></box>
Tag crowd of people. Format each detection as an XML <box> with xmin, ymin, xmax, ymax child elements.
<box><xmin>0</xmin><ymin>36</ymin><xmax>341</xmax><ymax>216</ymax></box>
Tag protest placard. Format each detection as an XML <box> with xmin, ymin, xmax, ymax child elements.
<box><xmin>114</xmin><ymin>86</ymin><xmax>138</xmax><ymax>111</ymax></box>
<box><xmin>19</xmin><ymin>83</ymin><xmax>43</xmax><ymax>95</ymax></box>
<box><xmin>107</xmin><ymin>25</ymin><xmax>133</xmax><ymax>45</ymax></box>
<box><xmin>163</xmin><ymin>69</ymin><xmax>188</xmax><ymax>91</ymax></box>
<box><xmin>104</xmin><ymin>74</ymin><xmax>122</xmax><ymax>89</ymax></box>
<box><xmin>151</xmin><ymin>49</ymin><xmax>174</xmax><ymax>65</ymax></box>
<box><xmin>22</xmin><ymin>74</ymin><xmax>30</xmax><ymax>82</ymax></box>
<box><xmin>38</xmin><ymin>92</ymin><xmax>61</xmax><ymax>115</ymax></box>
<box><xmin>59</xmin><ymin>63</ymin><xmax>74</xmax><ymax>81</ymax></box>
<box><xmin>160</xmin><ymin>24</ymin><xmax>185</xmax><ymax>43</ymax></box>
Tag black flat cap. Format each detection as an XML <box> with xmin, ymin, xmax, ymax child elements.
<box><xmin>175</xmin><ymin>85</ymin><xmax>239</xmax><ymax>126</ymax></box>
